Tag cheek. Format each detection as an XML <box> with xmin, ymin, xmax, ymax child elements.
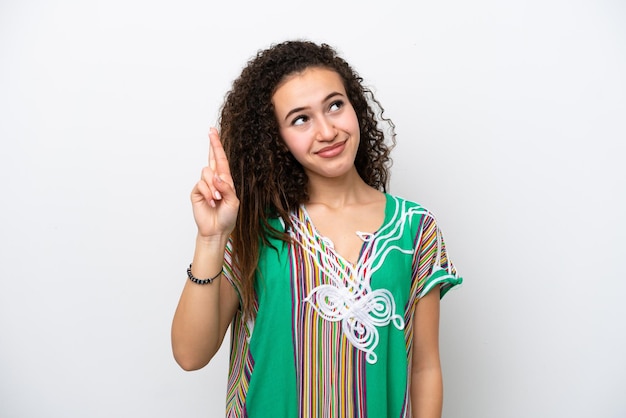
<box><xmin>350</xmin><ymin>110</ymin><xmax>360</xmax><ymax>132</ymax></box>
<box><xmin>279</xmin><ymin>130</ymin><xmax>308</xmax><ymax>158</ymax></box>
<box><xmin>340</xmin><ymin>106</ymin><xmax>360</xmax><ymax>134</ymax></box>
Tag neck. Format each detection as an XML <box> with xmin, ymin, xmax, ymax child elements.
<box><xmin>305</xmin><ymin>167</ymin><xmax>378</xmax><ymax>208</ymax></box>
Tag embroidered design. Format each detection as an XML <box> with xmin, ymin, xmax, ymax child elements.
<box><xmin>290</xmin><ymin>200</ymin><xmax>433</xmax><ymax>364</ymax></box>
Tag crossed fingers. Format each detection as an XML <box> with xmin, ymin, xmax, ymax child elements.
<box><xmin>199</xmin><ymin>127</ymin><xmax>234</xmax><ymax>208</ymax></box>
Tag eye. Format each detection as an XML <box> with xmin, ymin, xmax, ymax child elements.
<box><xmin>291</xmin><ymin>114</ymin><xmax>309</xmax><ymax>126</ymax></box>
<box><xmin>329</xmin><ymin>100</ymin><xmax>344</xmax><ymax>112</ymax></box>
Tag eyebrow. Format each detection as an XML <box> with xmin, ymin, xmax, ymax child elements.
<box><xmin>283</xmin><ymin>92</ymin><xmax>344</xmax><ymax>122</ymax></box>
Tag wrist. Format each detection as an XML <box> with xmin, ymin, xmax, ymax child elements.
<box><xmin>195</xmin><ymin>233</ymin><xmax>230</xmax><ymax>248</ymax></box>
<box><xmin>190</xmin><ymin>234</ymin><xmax>229</xmax><ymax>282</ymax></box>
<box><xmin>187</xmin><ymin>264</ymin><xmax>222</xmax><ymax>284</ymax></box>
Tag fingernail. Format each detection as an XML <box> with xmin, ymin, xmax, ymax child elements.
<box><xmin>214</xmin><ymin>190</ymin><xmax>222</xmax><ymax>200</ymax></box>
<box><xmin>209</xmin><ymin>199</ymin><xmax>216</xmax><ymax>208</ymax></box>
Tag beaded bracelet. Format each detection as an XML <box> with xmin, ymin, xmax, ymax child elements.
<box><xmin>187</xmin><ymin>264</ymin><xmax>222</xmax><ymax>285</ymax></box>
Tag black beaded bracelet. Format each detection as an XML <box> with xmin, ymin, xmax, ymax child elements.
<box><xmin>187</xmin><ymin>264</ymin><xmax>222</xmax><ymax>285</ymax></box>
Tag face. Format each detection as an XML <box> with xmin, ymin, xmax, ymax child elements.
<box><xmin>272</xmin><ymin>67</ymin><xmax>360</xmax><ymax>182</ymax></box>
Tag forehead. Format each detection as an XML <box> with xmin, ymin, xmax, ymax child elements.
<box><xmin>272</xmin><ymin>67</ymin><xmax>346</xmax><ymax>104</ymax></box>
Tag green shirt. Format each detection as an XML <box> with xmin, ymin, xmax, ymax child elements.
<box><xmin>223</xmin><ymin>194</ymin><xmax>462</xmax><ymax>417</ymax></box>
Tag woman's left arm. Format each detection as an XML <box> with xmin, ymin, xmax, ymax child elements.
<box><xmin>410</xmin><ymin>284</ymin><xmax>443</xmax><ymax>418</ymax></box>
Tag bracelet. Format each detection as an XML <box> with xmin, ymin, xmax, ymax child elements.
<box><xmin>187</xmin><ymin>264</ymin><xmax>222</xmax><ymax>285</ymax></box>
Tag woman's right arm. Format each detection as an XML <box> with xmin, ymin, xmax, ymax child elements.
<box><xmin>171</xmin><ymin>128</ymin><xmax>240</xmax><ymax>371</ymax></box>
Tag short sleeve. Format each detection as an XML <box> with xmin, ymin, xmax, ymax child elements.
<box><xmin>413</xmin><ymin>213</ymin><xmax>463</xmax><ymax>299</ymax></box>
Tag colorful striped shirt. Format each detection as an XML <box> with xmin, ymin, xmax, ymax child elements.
<box><xmin>222</xmin><ymin>194</ymin><xmax>462</xmax><ymax>417</ymax></box>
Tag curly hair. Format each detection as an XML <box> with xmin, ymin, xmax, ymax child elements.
<box><xmin>218</xmin><ymin>40</ymin><xmax>396</xmax><ymax>318</ymax></box>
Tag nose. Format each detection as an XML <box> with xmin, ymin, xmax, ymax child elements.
<box><xmin>316</xmin><ymin>116</ymin><xmax>337</xmax><ymax>141</ymax></box>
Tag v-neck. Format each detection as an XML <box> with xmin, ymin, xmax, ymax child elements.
<box><xmin>296</xmin><ymin>193</ymin><xmax>392</xmax><ymax>266</ymax></box>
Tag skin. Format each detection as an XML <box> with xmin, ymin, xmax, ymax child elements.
<box><xmin>171</xmin><ymin>67</ymin><xmax>443</xmax><ymax>418</ymax></box>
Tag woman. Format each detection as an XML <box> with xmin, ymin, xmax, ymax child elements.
<box><xmin>172</xmin><ymin>40</ymin><xmax>462</xmax><ymax>417</ymax></box>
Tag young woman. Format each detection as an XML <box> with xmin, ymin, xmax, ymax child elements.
<box><xmin>172</xmin><ymin>40</ymin><xmax>462</xmax><ymax>418</ymax></box>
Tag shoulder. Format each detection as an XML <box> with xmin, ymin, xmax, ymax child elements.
<box><xmin>386</xmin><ymin>192</ymin><xmax>422</xmax><ymax>208</ymax></box>
<box><xmin>385</xmin><ymin>193</ymin><xmax>434</xmax><ymax>219</ymax></box>
<box><xmin>383</xmin><ymin>194</ymin><xmax>446</xmax><ymax>244</ymax></box>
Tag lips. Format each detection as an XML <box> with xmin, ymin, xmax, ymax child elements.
<box><xmin>315</xmin><ymin>140</ymin><xmax>347</xmax><ymax>158</ymax></box>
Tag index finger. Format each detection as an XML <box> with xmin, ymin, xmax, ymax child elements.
<box><xmin>208</xmin><ymin>127</ymin><xmax>232</xmax><ymax>177</ymax></box>
<box><xmin>208</xmin><ymin>129</ymin><xmax>216</xmax><ymax>171</ymax></box>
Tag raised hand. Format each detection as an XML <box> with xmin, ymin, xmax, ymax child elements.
<box><xmin>190</xmin><ymin>127</ymin><xmax>239</xmax><ymax>239</ymax></box>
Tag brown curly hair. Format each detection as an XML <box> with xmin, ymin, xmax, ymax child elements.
<box><xmin>218</xmin><ymin>40</ymin><xmax>396</xmax><ymax>318</ymax></box>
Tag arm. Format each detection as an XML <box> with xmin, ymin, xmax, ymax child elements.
<box><xmin>411</xmin><ymin>284</ymin><xmax>443</xmax><ymax>418</ymax></box>
<box><xmin>171</xmin><ymin>128</ymin><xmax>240</xmax><ymax>371</ymax></box>
<box><xmin>171</xmin><ymin>236</ymin><xmax>240</xmax><ymax>370</ymax></box>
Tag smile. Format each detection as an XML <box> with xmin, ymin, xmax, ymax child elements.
<box><xmin>315</xmin><ymin>140</ymin><xmax>348</xmax><ymax>158</ymax></box>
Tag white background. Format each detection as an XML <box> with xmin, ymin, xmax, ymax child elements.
<box><xmin>1</xmin><ymin>0</ymin><xmax>625</xmax><ymax>417</ymax></box>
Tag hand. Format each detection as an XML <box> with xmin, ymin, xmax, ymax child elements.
<box><xmin>190</xmin><ymin>127</ymin><xmax>239</xmax><ymax>239</ymax></box>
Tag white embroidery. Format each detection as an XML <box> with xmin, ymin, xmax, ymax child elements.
<box><xmin>355</xmin><ymin>231</ymin><xmax>373</xmax><ymax>241</ymax></box>
<box><xmin>304</xmin><ymin>283</ymin><xmax>403</xmax><ymax>364</ymax></box>
<box><xmin>291</xmin><ymin>199</ymin><xmax>432</xmax><ymax>364</ymax></box>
